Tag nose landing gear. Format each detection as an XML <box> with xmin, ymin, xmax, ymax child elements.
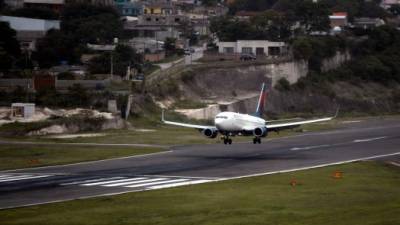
<box><xmin>253</xmin><ymin>137</ymin><xmax>261</xmax><ymax>144</ymax></box>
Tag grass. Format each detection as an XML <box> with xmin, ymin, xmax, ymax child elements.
<box><xmin>0</xmin><ymin>145</ymin><xmax>163</xmax><ymax>171</ymax></box>
<box><xmin>0</xmin><ymin>116</ymin><xmax>339</xmax><ymax>146</ymax></box>
<box><xmin>1</xmin><ymin>161</ymin><xmax>399</xmax><ymax>224</ymax></box>
<box><xmin>154</xmin><ymin>54</ymin><xmax>183</xmax><ymax>64</ymax></box>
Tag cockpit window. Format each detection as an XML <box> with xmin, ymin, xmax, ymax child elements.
<box><xmin>216</xmin><ymin>116</ymin><xmax>228</xmax><ymax>119</ymax></box>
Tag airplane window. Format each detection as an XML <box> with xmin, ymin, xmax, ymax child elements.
<box><xmin>216</xmin><ymin>116</ymin><xmax>228</xmax><ymax>119</ymax></box>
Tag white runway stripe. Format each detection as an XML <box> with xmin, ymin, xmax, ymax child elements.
<box><xmin>146</xmin><ymin>179</ymin><xmax>211</xmax><ymax>190</ymax></box>
<box><xmin>61</xmin><ymin>177</ymin><xmax>124</xmax><ymax>186</ymax></box>
<box><xmin>103</xmin><ymin>178</ymin><xmax>167</xmax><ymax>187</ymax></box>
<box><xmin>82</xmin><ymin>177</ymin><xmax>149</xmax><ymax>186</ymax></box>
<box><xmin>0</xmin><ymin>175</ymin><xmax>52</xmax><ymax>183</ymax></box>
<box><xmin>0</xmin><ymin>175</ymin><xmax>33</xmax><ymax>181</ymax></box>
<box><xmin>0</xmin><ymin>175</ymin><xmax>13</xmax><ymax>179</ymax></box>
<box><xmin>125</xmin><ymin>178</ymin><xmax>189</xmax><ymax>188</ymax></box>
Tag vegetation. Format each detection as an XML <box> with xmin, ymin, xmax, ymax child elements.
<box><xmin>0</xmin><ymin>144</ymin><xmax>163</xmax><ymax>170</ymax></box>
<box><xmin>290</xmin><ymin>26</ymin><xmax>400</xmax><ymax>90</ymax></box>
<box><xmin>0</xmin><ymin>22</ymin><xmax>20</xmax><ymax>72</ymax></box>
<box><xmin>88</xmin><ymin>45</ymin><xmax>142</xmax><ymax>76</ymax></box>
<box><xmin>1</xmin><ymin>162</ymin><xmax>399</xmax><ymax>225</ymax></box>
<box><xmin>5</xmin><ymin>7</ymin><xmax>59</xmax><ymax>20</ymax></box>
<box><xmin>163</xmin><ymin>37</ymin><xmax>184</xmax><ymax>57</ymax></box>
<box><xmin>33</xmin><ymin>3</ymin><xmax>123</xmax><ymax>68</ymax></box>
<box><xmin>0</xmin><ymin>84</ymin><xmax>112</xmax><ymax>108</ymax></box>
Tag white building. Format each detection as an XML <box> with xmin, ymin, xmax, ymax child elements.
<box><xmin>11</xmin><ymin>103</ymin><xmax>35</xmax><ymax>119</ymax></box>
<box><xmin>217</xmin><ymin>40</ymin><xmax>287</xmax><ymax>56</ymax></box>
<box><xmin>4</xmin><ymin>0</ymin><xmax>24</xmax><ymax>8</ymax></box>
<box><xmin>0</xmin><ymin>16</ymin><xmax>60</xmax><ymax>51</ymax></box>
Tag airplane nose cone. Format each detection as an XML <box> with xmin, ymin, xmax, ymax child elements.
<box><xmin>215</xmin><ymin>118</ymin><xmax>223</xmax><ymax>129</ymax></box>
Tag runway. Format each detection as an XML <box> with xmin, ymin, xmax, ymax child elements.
<box><xmin>0</xmin><ymin>117</ymin><xmax>400</xmax><ymax>209</ymax></box>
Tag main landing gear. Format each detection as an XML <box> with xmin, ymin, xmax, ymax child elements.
<box><xmin>222</xmin><ymin>136</ymin><xmax>232</xmax><ymax>145</ymax></box>
<box><xmin>253</xmin><ymin>137</ymin><xmax>261</xmax><ymax>144</ymax></box>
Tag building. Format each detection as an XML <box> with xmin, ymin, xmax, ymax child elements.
<box><xmin>353</xmin><ymin>17</ymin><xmax>386</xmax><ymax>29</ymax></box>
<box><xmin>11</xmin><ymin>103</ymin><xmax>35</xmax><ymax>119</ymax></box>
<box><xmin>67</xmin><ymin>0</ymin><xmax>114</xmax><ymax>5</ymax></box>
<box><xmin>381</xmin><ymin>0</ymin><xmax>400</xmax><ymax>9</ymax></box>
<box><xmin>0</xmin><ymin>16</ymin><xmax>60</xmax><ymax>51</ymax></box>
<box><xmin>143</xmin><ymin>0</ymin><xmax>178</xmax><ymax>15</ymax></box>
<box><xmin>114</xmin><ymin>0</ymin><xmax>143</xmax><ymax>16</ymax></box>
<box><xmin>217</xmin><ymin>40</ymin><xmax>287</xmax><ymax>56</ymax></box>
<box><xmin>23</xmin><ymin>0</ymin><xmax>65</xmax><ymax>13</ymax></box>
<box><xmin>329</xmin><ymin>12</ymin><xmax>348</xmax><ymax>29</ymax></box>
<box><xmin>4</xmin><ymin>0</ymin><xmax>24</xmax><ymax>8</ymax></box>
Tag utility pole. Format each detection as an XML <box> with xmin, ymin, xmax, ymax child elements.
<box><xmin>110</xmin><ymin>37</ymin><xmax>118</xmax><ymax>80</ymax></box>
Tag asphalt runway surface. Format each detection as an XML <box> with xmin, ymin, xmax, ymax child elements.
<box><xmin>1</xmin><ymin>117</ymin><xmax>400</xmax><ymax>209</ymax></box>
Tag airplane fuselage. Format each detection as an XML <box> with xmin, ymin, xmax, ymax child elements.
<box><xmin>214</xmin><ymin>112</ymin><xmax>265</xmax><ymax>132</ymax></box>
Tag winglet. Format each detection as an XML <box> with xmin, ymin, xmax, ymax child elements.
<box><xmin>333</xmin><ymin>106</ymin><xmax>340</xmax><ymax>118</ymax></box>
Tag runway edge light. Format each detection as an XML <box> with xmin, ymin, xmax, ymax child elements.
<box><xmin>332</xmin><ymin>170</ymin><xmax>343</xmax><ymax>179</ymax></box>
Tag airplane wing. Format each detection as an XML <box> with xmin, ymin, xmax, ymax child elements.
<box><xmin>267</xmin><ymin>117</ymin><xmax>333</xmax><ymax>131</ymax></box>
<box><xmin>266</xmin><ymin>108</ymin><xmax>339</xmax><ymax>132</ymax></box>
<box><xmin>161</xmin><ymin>110</ymin><xmax>216</xmax><ymax>130</ymax></box>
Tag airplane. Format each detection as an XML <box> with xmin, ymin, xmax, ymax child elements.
<box><xmin>162</xmin><ymin>83</ymin><xmax>338</xmax><ymax>145</ymax></box>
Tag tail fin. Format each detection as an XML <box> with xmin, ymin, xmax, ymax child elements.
<box><xmin>254</xmin><ymin>83</ymin><xmax>267</xmax><ymax>118</ymax></box>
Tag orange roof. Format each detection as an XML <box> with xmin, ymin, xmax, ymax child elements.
<box><xmin>332</xmin><ymin>12</ymin><xmax>348</xmax><ymax>17</ymax></box>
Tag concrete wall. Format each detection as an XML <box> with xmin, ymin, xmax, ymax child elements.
<box><xmin>321</xmin><ymin>51</ymin><xmax>351</xmax><ymax>72</ymax></box>
<box><xmin>0</xmin><ymin>16</ymin><xmax>60</xmax><ymax>31</ymax></box>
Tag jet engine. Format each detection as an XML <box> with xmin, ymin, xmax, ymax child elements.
<box><xmin>253</xmin><ymin>127</ymin><xmax>267</xmax><ymax>137</ymax></box>
<box><xmin>203</xmin><ymin>128</ymin><xmax>218</xmax><ymax>138</ymax></box>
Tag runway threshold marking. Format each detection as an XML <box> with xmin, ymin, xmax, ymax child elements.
<box><xmin>62</xmin><ymin>175</ymin><xmax>215</xmax><ymax>190</ymax></box>
<box><xmin>0</xmin><ymin>174</ymin><xmax>54</xmax><ymax>183</ymax></box>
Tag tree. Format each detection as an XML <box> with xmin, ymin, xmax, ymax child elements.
<box><xmin>7</xmin><ymin>7</ymin><xmax>59</xmax><ymax>20</ymax></box>
<box><xmin>67</xmin><ymin>84</ymin><xmax>89</xmax><ymax>107</ymax></box>
<box><xmin>229</xmin><ymin>0</ymin><xmax>278</xmax><ymax>14</ymax></box>
<box><xmin>295</xmin><ymin>0</ymin><xmax>330</xmax><ymax>33</ymax></box>
<box><xmin>0</xmin><ymin>22</ymin><xmax>20</xmax><ymax>57</ymax></box>
<box><xmin>0</xmin><ymin>22</ymin><xmax>20</xmax><ymax>71</ymax></box>
<box><xmin>201</xmin><ymin>0</ymin><xmax>218</xmax><ymax>7</ymax></box>
<box><xmin>61</xmin><ymin>3</ymin><xmax>122</xmax><ymax>44</ymax></box>
<box><xmin>0</xmin><ymin>0</ymin><xmax>4</xmax><ymax>11</ymax></box>
<box><xmin>389</xmin><ymin>5</ymin><xmax>400</xmax><ymax>16</ymax></box>
<box><xmin>34</xmin><ymin>29</ymin><xmax>80</xmax><ymax>68</ymax></box>
<box><xmin>88</xmin><ymin>45</ymin><xmax>141</xmax><ymax>76</ymax></box>
<box><xmin>164</xmin><ymin>37</ymin><xmax>177</xmax><ymax>56</ymax></box>
<box><xmin>251</xmin><ymin>10</ymin><xmax>294</xmax><ymax>41</ymax></box>
<box><xmin>292</xmin><ymin>37</ymin><xmax>313</xmax><ymax>60</ymax></box>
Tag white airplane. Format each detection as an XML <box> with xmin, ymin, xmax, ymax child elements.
<box><xmin>162</xmin><ymin>83</ymin><xmax>337</xmax><ymax>144</ymax></box>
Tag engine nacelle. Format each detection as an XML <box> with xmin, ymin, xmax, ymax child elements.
<box><xmin>203</xmin><ymin>128</ymin><xmax>218</xmax><ymax>138</ymax></box>
<box><xmin>253</xmin><ymin>127</ymin><xmax>267</xmax><ymax>137</ymax></box>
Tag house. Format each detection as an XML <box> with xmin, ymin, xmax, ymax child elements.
<box><xmin>143</xmin><ymin>0</ymin><xmax>178</xmax><ymax>15</ymax></box>
<box><xmin>353</xmin><ymin>17</ymin><xmax>385</xmax><ymax>29</ymax></box>
<box><xmin>23</xmin><ymin>0</ymin><xmax>65</xmax><ymax>13</ymax></box>
<box><xmin>68</xmin><ymin>0</ymin><xmax>114</xmax><ymax>5</ymax></box>
<box><xmin>381</xmin><ymin>0</ymin><xmax>400</xmax><ymax>9</ymax></box>
<box><xmin>329</xmin><ymin>12</ymin><xmax>348</xmax><ymax>29</ymax></box>
<box><xmin>234</xmin><ymin>11</ymin><xmax>261</xmax><ymax>21</ymax></box>
<box><xmin>114</xmin><ymin>0</ymin><xmax>143</xmax><ymax>16</ymax></box>
<box><xmin>0</xmin><ymin>16</ymin><xmax>60</xmax><ymax>51</ymax></box>
<box><xmin>217</xmin><ymin>40</ymin><xmax>287</xmax><ymax>56</ymax></box>
<box><xmin>4</xmin><ymin>0</ymin><xmax>24</xmax><ymax>8</ymax></box>
<box><xmin>11</xmin><ymin>103</ymin><xmax>35</xmax><ymax>119</ymax></box>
